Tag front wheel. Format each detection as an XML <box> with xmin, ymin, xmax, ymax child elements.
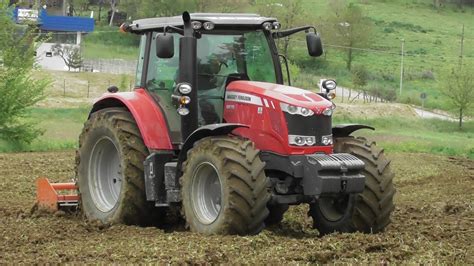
<box><xmin>309</xmin><ymin>194</ymin><xmax>356</xmax><ymax>235</ymax></box>
<box><xmin>181</xmin><ymin>136</ymin><xmax>270</xmax><ymax>235</ymax></box>
<box><xmin>334</xmin><ymin>136</ymin><xmax>396</xmax><ymax>233</ymax></box>
<box><xmin>309</xmin><ymin>136</ymin><xmax>395</xmax><ymax>235</ymax></box>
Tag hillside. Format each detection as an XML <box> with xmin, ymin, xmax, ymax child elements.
<box><xmin>296</xmin><ymin>0</ymin><xmax>474</xmax><ymax>112</ymax></box>
<box><xmin>79</xmin><ymin>0</ymin><xmax>473</xmax><ymax>114</ymax></box>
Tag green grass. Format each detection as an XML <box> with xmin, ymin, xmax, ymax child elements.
<box><xmin>0</xmin><ymin>106</ymin><xmax>472</xmax><ymax>160</ymax></box>
<box><xmin>0</xmin><ymin>108</ymin><xmax>89</xmax><ymax>153</ymax></box>
<box><xmin>78</xmin><ymin>1</ymin><xmax>473</xmax><ymax>114</ymax></box>
<box><xmin>82</xmin><ymin>42</ymin><xmax>139</xmax><ymax>60</ymax></box>
<box><xmin>292</xmin><ymin>0</ymin><xmax>474</xmax><ymax>113</ymax></box>
<box><xmin>333</xmin><ymin>115</ymin><xmax>474</xmax><ymax>159</ymax></box>
<box><xmin>82</xmin><ymin>26</ymin><xmax>140</xmax><ymax>60</ymax></box>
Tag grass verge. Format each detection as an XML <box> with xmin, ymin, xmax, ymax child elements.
<box><xmin>334</xmin><ymin>115</ymin><xmax>474</xmax><ymax>159</ymax></box>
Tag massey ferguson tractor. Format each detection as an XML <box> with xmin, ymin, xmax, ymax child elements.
<box><xmin>40</xmin><ymin>12</ymin><xmax>395</xmax><ymax>236</ymax></box>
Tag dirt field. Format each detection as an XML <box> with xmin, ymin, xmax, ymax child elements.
<box><xmin>0</xmin><ymin>151</ymin><xmax>472</xmax><ymax>263</ymax></box>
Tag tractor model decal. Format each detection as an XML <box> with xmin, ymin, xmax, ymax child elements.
<box><xmin>225</xmin><ymin>91</ymin><xmax>263</xmax><ymax>106</ymax></box>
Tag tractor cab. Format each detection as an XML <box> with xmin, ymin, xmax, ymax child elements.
<box><xmin>123</xmin><ymin>13</ymin><xmax>324</xmax><ymax>144</ymax></box>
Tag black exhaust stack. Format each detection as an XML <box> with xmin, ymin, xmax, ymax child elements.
<box><xmin>179</xmin><ymin>12</ymin><xmax>198</xmax><ymax>141</ymax></box>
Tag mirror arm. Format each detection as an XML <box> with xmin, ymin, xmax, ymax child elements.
<box><xmin>273</xmin><ymin>25</ymin><xmax>316</xmax><ymax>39</ymax></box>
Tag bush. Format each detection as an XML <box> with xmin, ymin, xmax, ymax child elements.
<box><xmin>421</xmin><ymin>70</ymin><xmax>435</xmax><ymax>80</ymax></box>
<box><xmin>351</xmin><ymin>64</ymin><xmax>369</xmax><ymax>89</ymax></box>
<box><xmin>0</xmin><ymin>5</ymin><xmax>49</xmax><ymax>144</ymax></box>
<box><xmin>83</xmin><ymin>25</ymin><xmax>140</xmax><ymax>47</ymax></box>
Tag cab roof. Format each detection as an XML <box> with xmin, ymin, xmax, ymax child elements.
<box><xmin>129</xmin><ymin>13</ymin><xmax>278</xmax><ymax>33</ymax></box>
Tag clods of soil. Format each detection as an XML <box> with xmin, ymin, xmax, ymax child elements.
<box><xmin>0</xmin><ymin>151</ymin><xmax>472</xmax><ymax>263</ymax></box>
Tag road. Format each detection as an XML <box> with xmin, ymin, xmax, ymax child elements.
<box><xmin>413</xmin><ymin>107</ymin><xmax>457</xmax><ymax>121</ymax></box>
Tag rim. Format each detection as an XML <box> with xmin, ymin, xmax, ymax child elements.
<box><xmin>191</xmin><ymin>162</ymin><xmax>222</xmax><ymax>224</ymax></box>
<box><xmin>88</xmin><ymin>136</ymin><xmax>122</xmax><ymax>213</ymax></box>
<box><xmin>318</xmin><ymin>195</ymin><xmax>350</xmax><ymax>222</ymax></box>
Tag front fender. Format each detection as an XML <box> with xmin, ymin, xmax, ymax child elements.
<box><xmin>332</xmin><ymin>124</ymin><xmax>375</xmax><ymax>138</ymax></box>
<box><xmin>90</xmin><ymin>89</ymin><xmax>173</xmax><ymax>150</ymax></box>
<box><xmin>177</xmin><ymin>123</ymin><xmax>248</xmax><ymax>170</ymax></box>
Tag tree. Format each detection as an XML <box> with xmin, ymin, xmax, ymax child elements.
<box><xmin>119</xmin><ymin>0</ymin><xmax>191</xmax><ymax>19</ymax></box>
<box><xmin>350</xmin><ymin>64</ymin><xmax>369</xmax><ymax>102</ymax></box>
<box><xmin>51</xmin><ymin>43</ymin><xmax>83</xmax><ymax>71</ymax></box>
<box><xmin>322</xmin><ymin>1</ymin><xmax>373</xmax><ymax>70</ymax></box>
<box><xmin>119</xmin><ymin>0</ymin><xmax>249</xmax><ymax>20</ymax></box>
<box><xmin>108</xmin><ymin>0</ymin><xmax>116</xmax><ymax>26</ymax></box>
<box><xmin>71</xmin><ymin>0</ymin><xmax>91</xmax><ymax>15</ymax></box>
<box><xmin>0</xmin><ymin>3</ymin><xmax>49</xmax><ymax>144</ymax></box>
<box><xmin>440</xmin><ymin>65</ymin><xmax>474</xmax><ymax>128</ymax></box>
<box><xmin>257</xmin><ymin>0</ymin><xmax>305</xmax><ymax>59</ymax></box>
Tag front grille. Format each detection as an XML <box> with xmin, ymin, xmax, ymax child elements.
<box><xmin>284</xmin><ymin>113</ymin><xmax>332</xmax><ymax>145</ymax></box>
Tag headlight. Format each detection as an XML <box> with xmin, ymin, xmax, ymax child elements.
<box><xmin>280</xmin><ymin>103</ymin><xmax>314</xmax><ymax>117</ymax></box>
<box><xmin>289</xmin><ymin>135</ymin><xmax>316</xmax><ymax>146</ymax></box>
<box><xmin>191</xmin><ymin>21</ymin><xmax>202</xmax><ymax>30</ymax></box>
<box><xmin>262</xmin><ymin>22</ymin><xmax>273</xmax><ymax>31</ymax></box>
<box><xmin>203</xmin><ymin>22</ymin><xmax>214</xmax><ymax>30</ymax></box>
<box><xmin>272</xmin><ymin>22</ymin><xmax>281</xmax><ymax>30</ymax></box>
<box><xmin>322</xmin><ymin>104</ymin><xmax>336</xmax><ymax>116</ymax></box>
<box><xmin>177</xmin><ymin>107</ymin><xmax>190</xmax><ymax>116</ymax></box>
<box><xmin>321</xmin><ymin>135</ymin><xmax>333</xmax><ymax>146</ymax></box>
<box><xmin>177</xmin><ymin>83</ymin><xmax>192</xmax><ymax>94</ymax></box>
<box><xmin>300</xmin><ymin>107</ymin><xmax>312</xmax><ymax>116</ymax></box>
<box><xmin>287</xmin><ymin>105</ymin><xmax>298</xmax><ymax>114</ymax></box>
<box><xmin>322</xmin><ymin>79</ymin><xmax>337</xmax><ymax>91</ymax></box>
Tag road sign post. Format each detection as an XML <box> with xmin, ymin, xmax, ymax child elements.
<box><xmin>420</xmin><ymin>92</ymin><xmax>427</xmax><ymax>117</ymax></box>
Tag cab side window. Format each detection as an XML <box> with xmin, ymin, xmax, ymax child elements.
<box><xmin>147</xmin><ymin>33</ymin><xmax>180</xmax><ymax>91</ymax></box>
<box><xmin>135</xmin><ymin>35</ymin><xmax>146</xmax><ymax>87</ymax></box>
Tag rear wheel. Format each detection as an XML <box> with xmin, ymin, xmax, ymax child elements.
<box><xmin>181</xmin><ymin>136</ymin><xmax>270</xmax><ymax>235</ymax></box>
<box><xmin>76</xmin><ymin>107</ymin><xmax>161</xmax><ymax>225</ymax></box>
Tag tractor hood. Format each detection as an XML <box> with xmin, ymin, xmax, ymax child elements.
<box><xmin>226</xmin><ymin>81</ymin><xmax>333</xmax><ymax>114</ymax></box>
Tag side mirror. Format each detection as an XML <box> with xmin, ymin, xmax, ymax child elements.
<box><xmin>156</xmin><ymin>33</ymin><xmax>174</xmax><ymax>58</ymax></box>
<box><xmin>306</xmin><ymin>32</ymin><xmax>323</xmax><ymax>57</ymax></box>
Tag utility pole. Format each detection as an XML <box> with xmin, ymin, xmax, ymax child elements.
<box><xmin>399</xmin><ymin>39</ymin><xmax>405</xmax><ymax>96</ymax></box>
<box><xmin>459</xmin><ymin>24</ymin><xmax>464</xmax><ymax>69</ymax></box>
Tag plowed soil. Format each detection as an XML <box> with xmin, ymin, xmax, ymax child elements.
<box><xmin>0</xmin><ymin>151</ymin><xmax>472</xmax><ymax>263</ymax></box>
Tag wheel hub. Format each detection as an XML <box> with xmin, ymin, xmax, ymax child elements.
<box><xmin>318</xmin><ymin>195</ymin><xmax>350</xmax><ymax>222</ymax></box>
<box><xmin>191</xmin><ymin>162</ymin><xmax>222</xmax><ymax>224</ymax></box>
<box><xmin>88</xmin><ymin>136</ymin><xmax>122</xmax><ymax>213</ymax></box>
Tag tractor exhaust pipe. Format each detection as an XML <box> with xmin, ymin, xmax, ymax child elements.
<box><xmin>179</xmin><ymin>12</ymin><xmax>198</xmax><ymax>141</ymax></box>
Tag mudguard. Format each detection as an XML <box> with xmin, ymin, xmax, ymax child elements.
<box><xmin>90</xmin><ymin>89</ymin><xmax>173</xmax><ymax>150</ymax></box>
<box><xmin>177</xmin><ymin>123</ymin><xmax>248</xmax><ymax>170</ymax></box>
<box><xmin>332</xmin><ymin>124</ymin><xmax>375</xmax><ymax>138</ymax></box>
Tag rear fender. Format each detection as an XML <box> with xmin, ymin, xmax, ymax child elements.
<box><xmin>332</xmin><ymin>124</ymin><xmax>375</xmax><ymax>138</ymax></box>
<box><xmin>90</xmin><ymin>89</ymin><xmax>173</xmax><ymax>150</ymax></box>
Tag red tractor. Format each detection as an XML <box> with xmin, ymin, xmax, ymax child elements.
<box><xmin>74</xmin><ymin>12</ymin><xmax>395</xmax><ymax>235</ymax></box>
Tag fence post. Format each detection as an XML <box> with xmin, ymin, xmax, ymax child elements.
<box><xmin>63</xmin><ymin>79</ymin><xmax>66</xmax><ymax>97</ymax></box>
<box><xmin>87</xmin><ymin>80</ymin><xmax>90</xmax><ymax>98</ymax></box>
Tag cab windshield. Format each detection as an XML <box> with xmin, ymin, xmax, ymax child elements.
<box><xmin>143</xmin><ymin>30</ymin><xmax>277</xmax><ymax>142</ymax></box>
